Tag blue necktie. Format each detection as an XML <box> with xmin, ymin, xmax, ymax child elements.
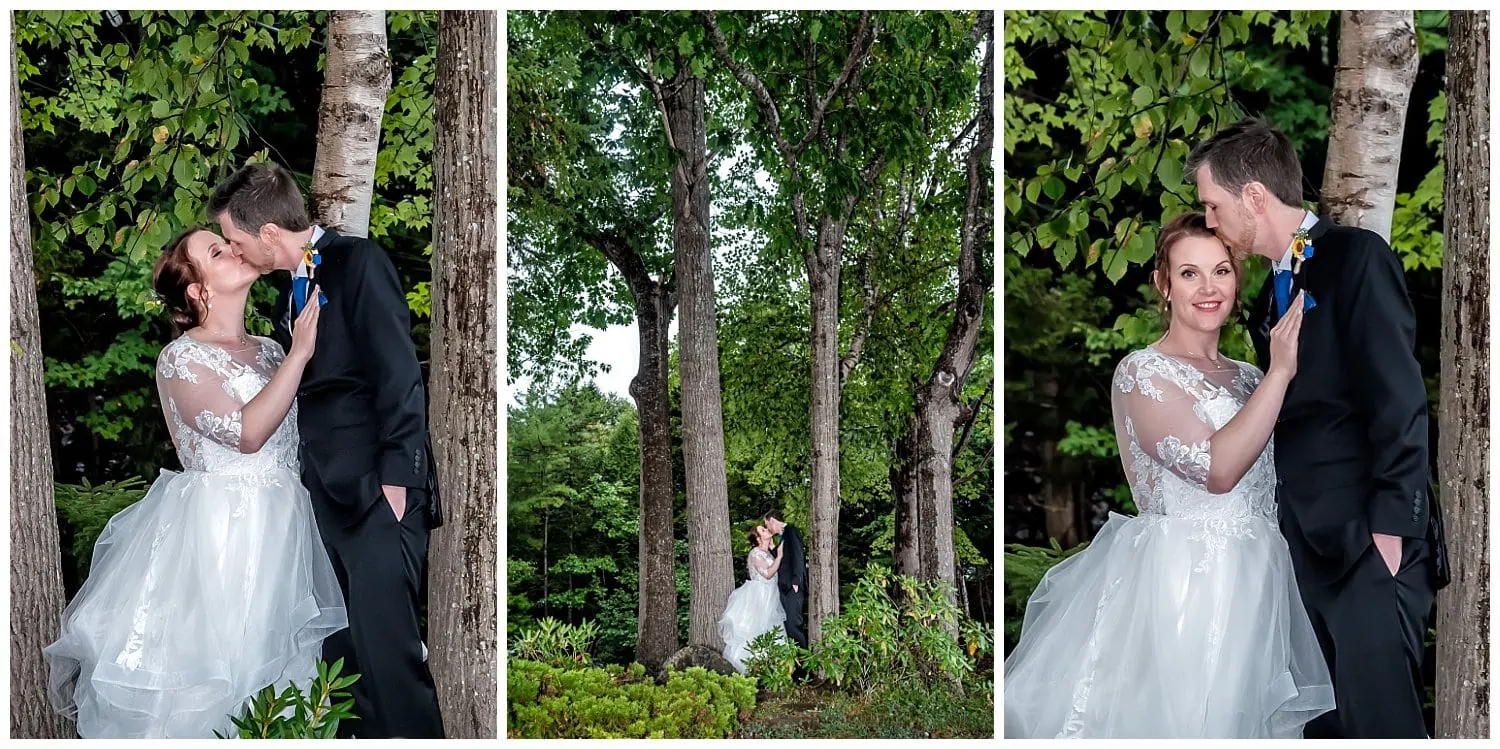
<box><xmin>1273</xmin><ymin>268</ymin><xmax>1292</xmax><ymax>318</ymax></box>
<box><xmin>292</xmin><ymin>275</ymin><xmax>309</xmax><ymax>317</ymax></box>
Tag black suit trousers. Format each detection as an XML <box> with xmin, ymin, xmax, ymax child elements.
<box><xmin>318</xmin><ymin>487</ymin><xmax>444</xmax><ymax>738</ymax></box>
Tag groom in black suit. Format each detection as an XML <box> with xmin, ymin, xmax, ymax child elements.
<box><xmin>208</xmin><ymin>163</ymin><xmax>444</xmax><ymax>738</ymax></box>
<box><xmin>1186</xmin><ymin>118</ymin><xmax>1449</xmax><ymax>739</ymax></box>
<box><xmin>763</xmin><ymin>510</ymin><xmax>807</xmax><ymax>647</ymax></box>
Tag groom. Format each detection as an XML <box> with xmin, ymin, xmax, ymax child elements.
<box><xmin>762</xmin><ymin>510</ymin><xmax>807</xmax><ymax>647</ymax></box>
<box><xmin>1186</xmin><ymin>118</ymin><xmax>1449</xmax><ymax>739</ymax></box>
<box><xmin>207</xmin><ymin>163</ymin><xmax>445</xmax><ymax>738</ymax></box>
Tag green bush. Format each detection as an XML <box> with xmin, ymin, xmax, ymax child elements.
<box><xmin>745</xmin><ymin>631</ymin><xmax>806</xmax><ymax>696</ymax></box>
<box><xmin>510</xmin><ymin>617</ymin><xmax>599</xmax><ymax>668</ymax></box>
<box><xmin>216</xmin><ymin>658</ymin><xmax>360</xmax><ymax>739</ymax></box>
<box><xmin>507</xmin><ymin>659</ymin><xmax>757</xmax><ymax>738</ymax></box>
<box><xmin>55</xmin><ymin>477</ymin><xmax>148</xmax><ymax>580</ymax></box>
<box><xmin>1003</xmin><ymin>540</ymin><xmax>1086</xmax><ymax>650</ymax></box>
<box><xmin>805</xmin><ymin>564</ymin><xmax>993</xmax><ymax>695</ymax></box>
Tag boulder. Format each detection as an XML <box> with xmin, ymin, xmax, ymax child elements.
<box><xmin>658</xmin><ymin>644</ymin><xmax>739</xmax><ymax>678</ymax></box>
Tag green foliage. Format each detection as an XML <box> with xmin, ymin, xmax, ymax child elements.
<box><xmin>216</xmin><ymin>658</ymin><xmax>360</xmax><ymax>739</ymax></box>
<box><xmin>54</xmin><ymin>477</ymin><xmax>148</xmax><ymax>581</ymax></box>
<box><xmin>745</xmin><ymin>631</ymin><xmax>806</xmax><ymax>696</ymax></box>
<box><xmin>507</xmin><ymin>658</ymin><xmax>757</xmax><ymax>739</ymax></box>
<box><xmin>1003</xmin><ymin>540</ymin><xmax>1087</xmax><ymax>650</ymax></box>
<box><xmin>510</xmin><ymin>617</ymin><xmax>599</xmax><ymax>669</ymax></box>
<box><xmin>806</xmin><ymin>564</ymin><xmax>992</xmax><ymax>695</ymax></box>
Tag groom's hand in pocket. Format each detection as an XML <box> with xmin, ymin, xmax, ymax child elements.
<box><xmin>383</xmin><ymin>484</ymin><xmax>408</xmax><ymax>521</ymax></box>
<box><xmin>1373</xmin><ymin>532</ymin><xmax>1402</xmax><ymax>575</ymax></box>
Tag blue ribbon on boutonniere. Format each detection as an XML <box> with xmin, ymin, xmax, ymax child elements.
<box><xmin>1290</xmin><ymin>229</ymin><xmax>1317</xmax><ymax>312</ymax></box>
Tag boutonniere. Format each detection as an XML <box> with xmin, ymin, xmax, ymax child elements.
<box><xmin>1291</xmin><ymin>229</ymin><xmax>1315</xmax><ymax>275</ymax></box>
<box><xmin>302</xmin><ymin>240</ymin><xmax>328</xmax><ymax>307</ymax></box>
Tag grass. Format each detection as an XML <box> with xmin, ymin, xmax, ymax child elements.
<box><xmin>734</xmin><ymin>681</ymin><xmax>994</xmax><ymax>739</ymax></box>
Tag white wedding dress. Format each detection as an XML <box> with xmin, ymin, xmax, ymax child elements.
<box><xmin>718</xmin><ymin>547</ymin><xmax>787</xmax><ymax>673</ymax></box>
<box><xmin>1004</xmin><ymin>346</ymin><xmax>1335</xmax><ymax>738</ymax></box>
<box><xmin>44</xmin><ymin>335</ymin><xmax>348</xmax><ymax>738</ymax></box>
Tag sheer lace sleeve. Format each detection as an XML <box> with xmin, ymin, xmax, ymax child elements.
<box><xmin>1112</xmin><ymin>352</ymin><xmax>1216</xmax><ymax>488</ymax></box>
<box><xmin>749</xmin><ymin>549</ymin><xmax>772</xmax><ymax>580</ymax></box>
<box><xmin>157</xmin><ymin>340</ymin><xmax>246</xmax><ymax>452</ymax></box>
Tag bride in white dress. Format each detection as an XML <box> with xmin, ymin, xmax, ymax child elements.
<box><xmin>1004</xmin><ymin>213</ymin><xmax>1335</xmax><ymax>738</ymax></box>
<box><xmin>44</xmin><ymin>226</ymin><xmax>348</xmax><ymax>738</ymax></box>
<box><xmin>719</xmin><ymin>526</ymin><xmax>787</xmax><ymax>673</ymax></box>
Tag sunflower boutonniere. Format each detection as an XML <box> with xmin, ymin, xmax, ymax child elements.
<box><xmin>1291</xmin><ymin>228</ymin><xmax>1315</xmax><ymax>275</ymax></box>
<box><xmin>302</xmin><ymin>240</ymin><xmax>322</xmax><ymax>278</ymax></box>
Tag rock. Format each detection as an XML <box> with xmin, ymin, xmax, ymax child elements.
<box><xmin>659</xmin><ymin>644</ymin><xmax>739</xmax><ymax>677</ymax></box>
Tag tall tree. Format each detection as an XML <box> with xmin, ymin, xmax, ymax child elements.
<box><xmin>704</xmin><ymin>11</ymin><xmax>883</xmax><ymax>642</ymax></box>
<box><xmin>428</xmin><ymin>9</ymin><xmax>497</xmax><ymax>739</ymax></box>
<box><xmin>507</xmin><ymin>12</ymin><xmax>680</xmax><ymax>668</ymax></box>
<box><xmin>10</xmin><ymin>53</ymin><xmax>72</xmax><ymax>739</ymax></box>
<box><xmin>895</xmin><ymin>14</ymin><xmax>994</xmax><ymax>599</ymax></box>
<box><xmin>311</xmin><ymin>10</ymin><xmax>391</xmax><ymax>237</ymax></box>
<box><xmin>1321</xmin><ymin>10</ymin><xmax>1418</xmax><ymax>241</ymax></box>
<box><xmin>1435</xmin><ymin>10</ymin><xmax>1489</xmax><ymax>740</ymax></box>
<box><xmin>640</xmin><ymin>21</ymin><xmax>735</xmax><ymax>652</ymax></box>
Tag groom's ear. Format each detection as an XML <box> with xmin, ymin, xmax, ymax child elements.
<box><xmin>1243</xmin><ymin>181</ymin><xmax>1269</xmax><ymax>213</ymax></box>
<box><xmin>260</xmin><ymin>223</ymin><xmax>280</xmax><ymax>246</ymax></box>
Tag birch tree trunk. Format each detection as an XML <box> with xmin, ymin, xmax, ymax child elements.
<box><xmin>1435</xmin><ymin>10</ymin><xmax>1489</xmax><ymax>740</ymax></box>
<box><xmin>311</xmin><ymin>10</ymin><xmax>391</xmax><ymax>237</ymax></box>
<box><xmin>907</xmin><ymin>12</ymin><xmax>993</xmax><ymax>602</ymax></box>
<box><xmin>1321</xmin><ymin>10</ymin><xmax>1418</xmax><ymax>241</ymax></box>
<box><xmin>664</xmin><ymin>73</ymin><xmax>735</xmax><ymax>651</ymax></box>
<box><xmin>10</xmin><ymin>57</ymin><xmax>71</xmax><ymax>740</ymax></box>
<box><xmin>428</xmin><ymin>9</ymin><xmax>497</xmax><ymax>739</ymax></box>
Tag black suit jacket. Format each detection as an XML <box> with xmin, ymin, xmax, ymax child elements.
<box><xmin>1250</xmin><ymin>216</ymin><xmax>1445</xmax><ymax>585</ymax></box>
<box><xmin>273</xmin><ymin>228</ymin><xmax>442</xmax><ymax>528</ymax></box>
<box><xmin>777</xmin><ymin>525</ymin><xmax>806</xmax><ymax>595</ymax></box>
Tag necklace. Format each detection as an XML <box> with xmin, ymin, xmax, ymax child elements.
<box><xmin>198</xmin><ymin>326</ymin><xmax>252</xmax><ymax>347</ymax></box>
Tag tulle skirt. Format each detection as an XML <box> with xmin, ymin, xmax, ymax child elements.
<box><xmin>1004</xmin><ymin>511</ymin><xmax>1335</xmax><ymax>738</ymax></box>
<box><xmin>718</xmin><ymin>578</ymin><xmax>787</xmax><ymax>673</ymax></box>
<box><xmin>44</xmin><ymin>468</ymin><xmax>348</xmax><ymax>738</ymax></box>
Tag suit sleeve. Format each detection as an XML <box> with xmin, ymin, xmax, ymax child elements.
<box><xmin>345</xmin><ymin>241</ymin><xmax>430</xmax><ymax>489</ymax></box>
<box><xmin>1336</xmin><ymin>235</ymin><xmax>1429</xmax><ymax>538</ymax></box>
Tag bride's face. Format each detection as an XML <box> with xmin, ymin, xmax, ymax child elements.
<box><xmin>1163</xmin><ymin>235</ymin><xmax>1237</xmax><ymax>333</ymax></box>
<box><xmin>754</xmin><ymin>527</ymin><xmax>771</xmax><ymax>547</ymax></box>
<box><xmin>185</xmin><ymin>230</ymin><xmax>259</xmax><ymax>300</ymax></box>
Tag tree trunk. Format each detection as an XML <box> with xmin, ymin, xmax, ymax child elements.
<box><xmin>427</xmin><ymin>10</ymin><xmax>497</xmax><ymax>739</ymax></box>
<box><xmin>907</xmin><ymin>14</ymin><xmax>994</xmax><ymax>602</ymax></box>
<box><xmin>665</xmin><ymin>74</ymin><xmax>735</xmax><ymax>650</ymax></box>
<box><xmin>311</xmin><ymin>10</ymin><xmax>391</xmax><ymax>237</ymax></box>
<box><xmin>1435</xmin><ymin>10</ymin><xmax>1489</xmax><ymax>740</ymax></box>
<box><xmin>893</xmin><ymin>433</ymin><xmax>918</xmax><ymax>577</ymax></box>
<box><xmin>807</xmin><ymin>233</ymin><xmax>844</xmax><ymax>643</ymax></box>
<box><xmin>630</xmin><ymin>282</ymin><xmax>679</xmax><ymax>669</ymax></box>
<box><xmin>1321</xmin><ymin>10</ymin><xmax>1418</xmax><ymax>241</ymax></box>
<box><xmin>10</xmin><ymin>56</ymin><xmax>71</xmax><ymax>740</ymax></box>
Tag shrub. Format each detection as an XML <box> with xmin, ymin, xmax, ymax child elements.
<box><xmin>745</xmin><ymin>631</ymin><xmax>806</xmax><ymax>696</ymax></box>
<box><xmin>1003</xmin><ymin>540</ymin><xmax>1086</xmax><ymax>650</ymax></box>
<box><xmin>507</xmin><ymin>659</ymin><xmax>756</xmax><ymax>738</ymax></box>
<box><xmin>510</xmin><ymin>617</ymin><xmax>599</xmax><ymax>668</ymax></box>
<box><xmin>216</xmin><ymin>658</ymin><xmax>360</xmax><ymax>739</ymax></box>
<box><xmin>805</xmin><ymin>564</ymin><xmax>993</xmax><ymax>695</ymax></box>
<box><xmin>55</xmin><ymin>477</ymin><xmax>148</xmax><ymax>581</ymax></box>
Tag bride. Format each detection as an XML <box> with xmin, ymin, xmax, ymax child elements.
<box><xmin>1004</xmin><ymin>212</ymin><xmax>1335</xmax><ymax>738</ymax></box>
<box><xmin>44</xmin><ymin>226</ymin><xmax>348</xmax><ymax>738</ymax></box>
<box><xmin>719</xmin><ymin>525</ymin><xmax>787</xmax><ymax>673</ymax></box>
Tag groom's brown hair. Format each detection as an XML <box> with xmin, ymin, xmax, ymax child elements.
<box><xmin>1184</xmin><ymin>117</ymin><xmax>1304</xmax><ymax>207</ymax></box>
<box><xmin>762</xmin><ymin>509</ymin><xmax>784</xmax><ymax>524</ymax></box>
<box><xmin>206</xmin><ymin>162</ymin><xmax>311</xmax><ymax>235</ymax></box>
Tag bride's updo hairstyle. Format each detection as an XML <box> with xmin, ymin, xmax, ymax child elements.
<box><xmin>1151</xmin><ymin>211</ymin><xmax>1239</xmax><ymax>328</ymax></box>
<box><xmin>153</xmin><ymin>226</ymin><xmax>210</xmax><ymax>333</ymax></box>
<box><xmin>746</xmin><ymin>527</ymin><xmax>761</xmax><ymax>547</ymax></box>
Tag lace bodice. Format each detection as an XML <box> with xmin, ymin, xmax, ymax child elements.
<box><xmin>155</xmin><ymin>335</ymin><xmax>299</xmax><ymax>476</ymax></box>
<box><xmin>1111</xmin><ymin>347</ymin><xmax>1277</xmax><ymax>521</ymax></box>
<box><xmin>747</xmin><ymin>548</ymin><xmax>777</xmax><ymax>584</ymax></box>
